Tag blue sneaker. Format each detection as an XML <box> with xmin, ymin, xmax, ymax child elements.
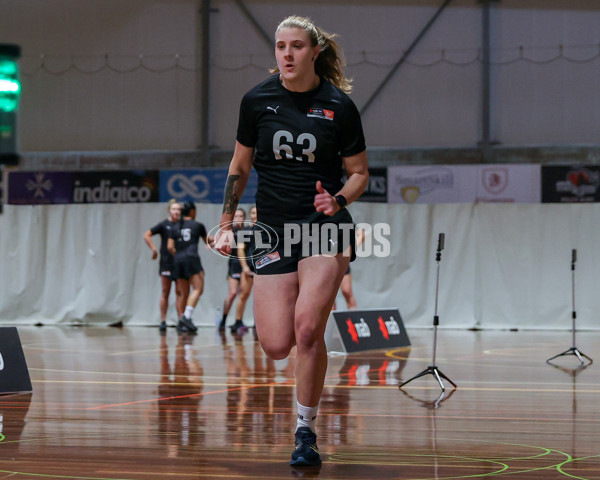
<box><xmin>290</xmin><ymin>427</ymin><xmax>321</xmax><ymax>467</ymax></box>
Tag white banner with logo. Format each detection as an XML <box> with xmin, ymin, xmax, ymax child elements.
<box><xmin>387</xmin><ymin>164</ymin><xmax>540</xmax><ymax>204</ymax></box>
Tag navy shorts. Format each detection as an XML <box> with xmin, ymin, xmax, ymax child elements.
<box><xmin>159</xmin><ymin>261</ymin><xmax>176</xmax><ymax>281</ymax></box>
<box><xmin>251</xmin><ymin>221</ymin><xmax>356</xmax><ymax>276</ymax></box>
<box><xmin>173</xmin><ymin>256</ymin><xmax>203</xmax><ymax>280</ymax></box>
<box><xmin>228</xmin><ymin>259</ymin><xmax>242</xmax><ymax>280</ymax></box>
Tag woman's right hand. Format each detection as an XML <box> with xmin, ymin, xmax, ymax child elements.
<box><xmin>214</xmin><ymin>228</ymin><xmax>235</xmax><ymax>256</ymax></box>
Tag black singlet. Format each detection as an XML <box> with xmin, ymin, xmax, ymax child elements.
<box><xmin>150</xmin><ymin>219</ymin><xmax>177</xmax><ymax>265</ymax></box>
<box><xmin>170</xmin><ymin>220</ymin><xmax>207</xmax><ymax>259</ymax></box>
<box><xmin>236</xmin><ymin>75</ymin><xmax>366</xmax><ymax>228</ymax></box>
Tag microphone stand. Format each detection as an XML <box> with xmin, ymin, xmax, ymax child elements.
<box><xmin>546</xmin><ymin>249</ymin><xmax>592</xmax><ymax>367</ymax></box>
<box><xmin>400</xmin><ymin>233</ymin><xmax>457</xmax><ymax>392</ymax></box>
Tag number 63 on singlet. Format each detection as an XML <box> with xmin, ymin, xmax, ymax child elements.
<box><xmin>273</xmin><ymin>130</ymin><xmax>316</xmax><ymax>163</ymax></box>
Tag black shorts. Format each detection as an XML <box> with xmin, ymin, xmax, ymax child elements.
<box><xmin>159</xmin><ymin>261</ymin><xmax>176</xmax><ymax>281</ymax></box>
<box><xmin>228</xmin><ymin>259</ymin><xmax>242</xmax><ymax>280</ymax></box>
<box><xmin>252</xmin><ymin>220</ymin><xmax>356</xmax><ymax>276</ymax></box>
<box><xmin>173</xmin><ymin>256</ymin><xmax>203</xmax><ymax>280</ymax></box>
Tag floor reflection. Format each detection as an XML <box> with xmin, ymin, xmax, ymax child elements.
<box><xmin>221</xmin><ymin>329</ymin><xmax>296</xmax><ymax>448</ymax></box>
<box><xmin>157</xmin><ymin>333</ymin><xmax>204</xmax><ymax>457</ymax></box>
<box><xmin>335</xmin><ymin>351</ymin><xmax>409</xmax><ymax>387</ymax></box>
<box><xmin>0</xmin><ymin>393</ymin><xmax>32</xmax><ymax>453</ymax></box>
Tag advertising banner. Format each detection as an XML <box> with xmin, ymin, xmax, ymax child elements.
<box><xmin>475</xmin><ymin>164</ymin><xmax>540</xmax><ymax>203</ymax></box>
<box><xmin>388</xmin><ymin>164</ymin><xmax>540</xmax><ymax>204</ymax></box>
<box><xmin>72</xmin><ymin>170</ymin><xmax>159</xmax><ymax>203</ymax></box>
<box><xmin>8</xmin><ymin>171</ymin><xmax>74</xmax><ymax>205</ymax></box>
<box><xmin>159</xmin><ymin>168</ymin><xmax>258</xmax><ymax>204</ymax></box>
<box><xmin>356</xmin><ymin>167</ymin><xmax>387</xmax><ymax>203</ymax></box>
<box><xmin>541</xmin><ymin>165</ymin><xmax>600</xmax><ymax>203</ymax></box>
<box><xmin>326</xmin><ymin>308</ymin><xmax>410</xmax><ymax>354</ymax></box>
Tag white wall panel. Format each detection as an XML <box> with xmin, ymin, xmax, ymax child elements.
<box><xmin>2</xmin><ymin>0</ymin><xmax>201</xmax><ymax>151</ymax></box>
<box><xmin>2</xmin><ymin>202</ymin><xmax>600</xmax><ymax>330</ymax></box>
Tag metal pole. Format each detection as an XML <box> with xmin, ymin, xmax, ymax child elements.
<box><xmin>360</xmin><ymin>0</ymin><xmax>454</xmax><ymax>116</ymax></box>
<box><xmin>432</xmin><ymin>261</ymin><xmax>440</xmax><ymax>366</ymax></box>
<box><xmin>479</xmin><ymin>0</ymin><xmax>500</xmax><ymax>161</ymax></box>
<box><xmin>232</xmin><ymin>0</ymin><xmax>272</xmax><ymax>49</ymax></box>
<box><xmin>481</xmin><ymin>0</ymin><xmax>491</xmax><ymax>160</ymax></box>
<box><xmin>200</xmin><ymin>0</ymin><xmax>211</xmax><ymax>164</ymax></box>
<box><xmin>572</xmin><ymin>252</ymin><xmax>576</xmax><ymax>348</ymax></box>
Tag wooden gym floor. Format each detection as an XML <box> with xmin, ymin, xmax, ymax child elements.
<box><xmin>1</xmin><ymin>326</ymin><xmax>599</xmax><ymax>479</ymax></box>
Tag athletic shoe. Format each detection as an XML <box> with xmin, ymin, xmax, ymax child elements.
<box><xmin>177</xmin><ymin>320</ymin><xmax>197</xmax><ymax>335</ymax></box>
<box><xmin>290</xmin><ymin>427</ymin><xmax>321</xmax><ymax>467</ymax></box>
<box><xmin>176</xmin><ymin>320</ymin><xmax>188</xmax><ymax>334</ymax></box>
<box><xmin>178</xmin><ymin>315</ymin><xmax>198</xmax><ymax>333</ymax></box>
<box><xmin>230</xmin><ymin>320</ymin><xmax>247</xmax><ymax>333</ymax></box>
<box><xmin>159</xmin><ymin>321</ymin><xmax>167</xmax><ymax>332</ymax></box>
<box><xmin>218</xmin><ymin>320</ymin><xmax>226</xmax><ymax>331</ymax></box>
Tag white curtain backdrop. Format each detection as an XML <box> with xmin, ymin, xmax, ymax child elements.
<box><xmin>1</xmin><ymin>202</ymin><xmax>599</xmax><ymax>330</ymax></box>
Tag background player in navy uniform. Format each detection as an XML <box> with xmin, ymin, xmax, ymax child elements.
<box><xmin>215</xmin><ymin>16</ymin><xmax>369</xmax><ymax>467</ymax></box>
<box><xmin>143</xmin><ymin>199</ymin><xmax>182</xmax><ymax>331</ymax></box>
<box><xmin>218</xmin><ymin>208</ymin><xmax>246</xmax><ymax>331</ymax></box>
<box><xmin>230</xmin><ymin>205</ymin><xmax>257</xmax><ymax>334</ymax></box>
<box><xmin>168</xmin><ymin>202</ymin><xmax>213</xmax><ymax>334</ymax></box>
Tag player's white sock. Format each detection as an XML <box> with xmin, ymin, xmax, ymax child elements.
<box><xmin>296</xmin><ymin>401</ymin><xmax>319</xmax><ymax>433</ymax></box>
<box><xmin>183</xmin><ymin>306</ymin><xmax>194</xmax><ymax>320</ymax></box>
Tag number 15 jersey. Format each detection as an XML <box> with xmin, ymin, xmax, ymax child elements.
<box><xmin>236</xmin><ymin>75</ymin><xmax>366</xmax><ymax>228</ymax></box>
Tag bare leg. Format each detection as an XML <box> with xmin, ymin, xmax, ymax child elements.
<box><xmin>187</xmin><ymin>270</ymin><xmax>205</xmax><ymax>308</ymax></box>
<box><xmin>235</xmin><ymin>272</ymin><xmax>254</xmax><ymax>322</ymax></box>
<box><xmin>253</xmin><ymin>273</ymin><xmax>298</xmax><ymax>360</ymax></box>
<box><xmin>253</xmin><ymin>254</ymin><xmax>349</xmax><ymax>406</ymax></box>
<box><xmin>223</xmin><ymin>276</ymin><xmax>240</xmax><ymax>317</ymax></box>
<box><xmin>159</xmin><ymin>276</ymin><xmax>172</xmax><ymax>321</ymax></box>
<box><xmin>294</xmin><ymin>254</ymin><xmax>349</xmax><ymax>406</ymax></box>
<box><xmin>176</xmin><ymin>279</ymin><xmax>190</xmax><ymax>317</ymax></box>
<box><xmin>340</xmin><ymin>273</ymin><xmax>358</xmax><ymax>310</ymax></box>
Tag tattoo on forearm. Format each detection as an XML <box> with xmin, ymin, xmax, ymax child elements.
<box><xmin>223</xmin><ymin>175</ymin><xmax>241</xmax><ymax>214</ymax></box>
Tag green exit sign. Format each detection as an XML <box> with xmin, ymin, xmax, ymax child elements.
<box><xmin>0</xmin><ymin>44</ymin><xmax>21</xmax><ymax>113</ymax></box>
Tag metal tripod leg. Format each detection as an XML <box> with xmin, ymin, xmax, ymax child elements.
<box><xmin>547</xmin><ymin>251</ymin><xmax>594</xmax><ymax>368</ymax></box>
<box><xmin>400</xmin><ymin>365</ymin><xmax>457</xmax><ymax>392</ymax></box>
<box><xmin>546</xmin><ymin>347</ymin><xmax>593</xmax><ymax>366</ymax></box>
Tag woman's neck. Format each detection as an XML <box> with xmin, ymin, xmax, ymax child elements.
<box><xmin>280</xmin><ymin>73</ymin><xmax>320</xmax><ymax>93</ymax></box>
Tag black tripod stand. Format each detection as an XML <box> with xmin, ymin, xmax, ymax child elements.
<box><xmin>400</xmin><ymin>233</ymin><xmax>457</xmax><ymax>392</ymax></box>
<box><xmin>546</xmin><ymin>249</ymin><xmax>592</xmax><ymax>367</ymax></box>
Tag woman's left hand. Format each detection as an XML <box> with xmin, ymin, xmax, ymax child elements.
<box><xmin>313</xmin><ymin>181</ymin><xmax>339</xmax><ymax>216</ymax></box>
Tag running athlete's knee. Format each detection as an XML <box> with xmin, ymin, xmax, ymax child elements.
<box><xmin>294</xmin><ymin>315</ymin><xmax>322</xmax><ymax>350</ymax></box>
<box><xmin>261</xmin><ymin>340</ymin><xmax>294</xmax><ymax>360</ymax></box>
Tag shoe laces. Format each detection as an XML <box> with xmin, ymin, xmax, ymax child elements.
<box><xmin>295</xmin><ymin>428</ymin><xmax>318</xmax><ymax>448</ymax></box>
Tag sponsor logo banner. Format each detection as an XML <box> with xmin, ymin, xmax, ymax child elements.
<box><xmin>329</xmin><ymin>309</ymin><xmax>410</xmax><ymax>354</ymax></box>
<box><xmin>388</xmin><ymin>164</ymin><xmax>540</xmax><ymax>204</ymax></box>
<box><xmin>542</xmin><ymin>165</ymin><xmax>600</xmax><ymax>203</ymax></box>
<box><xmin>476</xmin><ymin>165</ymin><xmax>540</xmax><ymax>203</ymax></box>
<box><xmin>159</xmin><ymin>168</ymin><xmax>258</xmax><ymax>204</ymax></box>
<box><xmin>8</xmin><ymin>171</ymin><xmax>74</xmax><ymax>205</ymax></box>
<box><xmin>73</xmin><ymin>171</ymin><xmax>159</xmax><ymax>203</ymax></box>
